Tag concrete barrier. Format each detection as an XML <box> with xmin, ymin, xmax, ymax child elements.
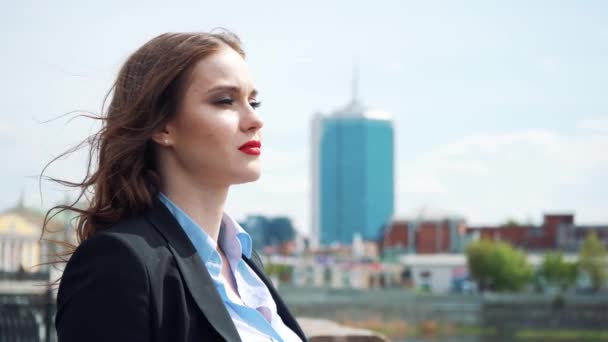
<box><xmin>297</xmin><ymin>317</ymin><xmax>388</xmax><ymax>342</ymax></box>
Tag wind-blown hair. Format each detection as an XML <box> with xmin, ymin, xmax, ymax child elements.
<box><xmin>41</xmin><ymin>30</ymin><xmax>245</xmax><ymax>262</ymax></box>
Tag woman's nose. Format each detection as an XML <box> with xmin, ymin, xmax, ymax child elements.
<box><xmin>241</xmin><ymin>105</ymin><xmax>264</xmax><ymax>132</ymax></box>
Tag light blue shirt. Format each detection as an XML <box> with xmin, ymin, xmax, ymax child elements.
<box><xmin>158</xmin><ymin>193</ymin><xmax>302</xmax><ymax>342</ymax></box>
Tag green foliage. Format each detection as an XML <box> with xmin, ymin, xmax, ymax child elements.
<box><xmin>502</xmin><ymin>218</ymin><xmax>520</xmax><ymax>227</ymax></box>
<box><xmin>539</xmin><ymin>252</ymin><xmax>578</xmax><ymax>291</ymax></box>
<box><xmin>516</xmin><ymin>329</ymin><xmax>608</xmax><ymax>340</ymax></box>
<box><xmin>466</xmin><ymin>239</ymin><xmax>533</xmax><ymax>292</ymax></box>
<box><xmin>578</xmin><ymin>231</ymin><xmax>608</xmax><ymax>292</ymax></box>
<box><xmin>265</xmin><ymin>263</ymin><xmax>293</xmax><ymax>283</ymax></box>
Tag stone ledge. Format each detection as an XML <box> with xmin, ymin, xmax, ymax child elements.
<box><xmin>297</xmin><ymin>317</ymin><xmax>388</xmax><ymax>342</ymax></box>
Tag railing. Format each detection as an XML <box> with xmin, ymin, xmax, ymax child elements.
<box><xmin>0</xmin><ymin>293</ymin><xmax>55</xmax><ymax>342</ymax></box>
<box><xmin>0</xmin><ymin>271</ymin><xmax>50</xmax><ymax>282</ymax></box>
<box><xmin>0</xmin><ymin>294</ymin><xmax>383</xmax><ymax>342</ymax></box>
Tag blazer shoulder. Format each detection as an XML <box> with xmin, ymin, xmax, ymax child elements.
<box><xmin>99</xmin><ymin>214</ymin><xmax>166</xmax><ymax>253</ymax></box>
<box><xmin>60</xmin><ymin>214</ymin><xmax>165</xmax><ymax>292</ymax></box>
<box><xmin>59</xmin><ymin>227</ymin><xmax>151</xmax><ymax>301</ymax></box>
<box><xmin>56</xmin><ymin>228</ymin><xmax>152</xmax><ymax>342</ymax></box>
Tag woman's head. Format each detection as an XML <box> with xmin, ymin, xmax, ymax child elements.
<box><xmin>151</xmin><ymin>39</ymin><xmax>263</xmax><ymax>193</ymax></box>
<box><xmin>43</xmin><ymin>30</ymin><xmax>262</xmax><ymax>244</ymax></box>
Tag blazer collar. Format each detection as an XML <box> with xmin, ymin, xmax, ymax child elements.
<box><xmin>144</xmin><ymin>196</ymin><xmax>307</xmax><ymax>342</ymax></box>
<box><xmin>144</xmin><ymin>197</ymin><xmax>242</xmax><ymax>342</ymax></box>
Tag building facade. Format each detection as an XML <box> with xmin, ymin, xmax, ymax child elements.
<box><xmin>381</xmin><ymin>207</ymin><xmax>469</xmax><ymax>258</ymax></box>
<box><xmin>467</xmin><ymin>213</ymin><xmax>608</xmax><ymax>252</ymax></box>
<box><xmin>0</xmin><ymin>198</ymin><xmax>78</xmax><ymax>277</ymax></box>
<box><xmin>382</xmin><ymin>211</ymin><xmax>608</xmax><ymax>256</ymax></box>
<box><xmin>312</xmin><ymin>101</ymin><xmax>394</xmax><ymax>247</ymax></box>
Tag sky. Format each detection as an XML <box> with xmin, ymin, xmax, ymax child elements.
<box><xmin>1</xmin><ymin>0</ymin><xmax>607</xmax><ymax>234</ymax></box>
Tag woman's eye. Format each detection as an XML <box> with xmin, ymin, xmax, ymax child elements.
<box><xmin>213</xmin><ymin>98</ymin><xmax>261</xmax><ymax>109</ymax></box>
<box><xmin>250</xmin><ymin>100</ymin><xmax>262</xmax><ymax>109</ymax></box>
<box><xmin>215</xmin><ymin>98</ymin><xmax>234</xmax><ymax>106</ymax></box>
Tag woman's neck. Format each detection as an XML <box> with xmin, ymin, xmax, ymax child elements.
<box><xmin>161</xmin><ymin>180</ymin><xmax>229</xmax><ymax>243</ymax></box>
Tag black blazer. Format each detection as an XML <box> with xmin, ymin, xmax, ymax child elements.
<box><xmin>55</xmin><ymin>197</ymin><xmax>307</xmax><ymax>342</ymax></box>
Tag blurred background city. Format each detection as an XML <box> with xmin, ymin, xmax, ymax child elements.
<box><xmin>1</xmin><ymin>1</ymin><xmax>607</xmax><ymax>341</ymax></box>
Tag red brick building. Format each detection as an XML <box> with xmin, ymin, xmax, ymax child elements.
<box><xmin>382</xmin><ymin>211</ymin><xmax>607</xmax><ymax>255</ymax></box>
<box><xmin>467</xmin><ymin>214</ymin><xmax>575</xmax><ymax>250</ymax></box>
<box><xmin>380</xmin><ymin>208</ymin><xmax>467</xmax><ymax>255</ymax></box>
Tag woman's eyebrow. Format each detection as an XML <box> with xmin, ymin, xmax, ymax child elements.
<box><xmin>205</xmin><ymin>85</ymin><xmax>258</xmax><ymax>97</ymax></box>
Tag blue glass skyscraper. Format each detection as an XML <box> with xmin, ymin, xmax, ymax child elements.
<box><xmin>311</xmin><ymin>98</ymin><xmax>394</xmax><ymax>247</ymax></box>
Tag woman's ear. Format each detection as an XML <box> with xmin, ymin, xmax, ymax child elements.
<box><xmin>151</xmin><ymin>123</ymin><xmax>173</xmax><ymax>146</ymax></box>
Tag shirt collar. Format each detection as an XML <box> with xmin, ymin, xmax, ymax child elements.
<box><xmin>220</xmin><ymin>213</ymin><xmax>253</xmax><ymax>259</ymax></box>
<box><xmin>157</xmin><ymin>192</ymin><xmax>253</xmax><ymax>276</ymax></box>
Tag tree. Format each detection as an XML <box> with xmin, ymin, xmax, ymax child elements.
<box><xmin>465</xmin><ymin>239</ymin><xmax>495</xmax><ymax>291</ymax></box>
<box><xmin>466</xmin><ymin>239</ymin><xmax>533</xmax><ymax>292</ymax></box>
<box><xmin>265</xmin><ymin>263</ymin><xmax>293</xmax><ymax>283</ymax></box>
<box><xmin>539</xmin><ymin>252</ymin><xmax>578</xmax><ymax>291</ymax></box>
<box><xmin>579</xmin><ymin>231</ymin><xmax>608</xmax><ymax>292</ymax></box>
<box><xmin>502</xmin><ymin>218</ymin><xmax>520</xmax><ymax>227</ymax></box>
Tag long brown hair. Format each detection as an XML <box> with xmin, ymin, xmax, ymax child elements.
<box><xmin>41</xmin><ymin>30</ymin><xmax>245</xmax><ymax>261</ymax></box>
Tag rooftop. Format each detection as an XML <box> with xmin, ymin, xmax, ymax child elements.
<box><xmin>394</xmin><ymin>206</ymin><xmax>465</xmax><ymax>222</ymax></box>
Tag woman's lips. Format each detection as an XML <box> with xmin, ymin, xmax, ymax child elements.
<box><xmin>238</xmin><ymin>140</ymin><xmax>261</xmax><ymax>155</ymax></box>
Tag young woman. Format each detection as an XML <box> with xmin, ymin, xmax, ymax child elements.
<box><xmin>49</xmin><ymin>31</ymin><xmax>306</xmax><ymax>342</ymax></box>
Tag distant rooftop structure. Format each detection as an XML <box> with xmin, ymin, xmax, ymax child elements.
<box><xmin>1</xmin><ymin>198</ymin><xmax>79</xmax><ymax>244</ymax></box>
<box><xmin>394</xmin><ymin>207</ymin><xmax>465</xmax><ymax>222</ymax></box>
<box><xmin>0</xmin><ymin>202</ymin><xmax>59</xmax><ymax>237</ymax></box>
<box><xmin>316</xmin><ymin>62</ymin><xmax>392</xmax><ymax>121</ymax></box>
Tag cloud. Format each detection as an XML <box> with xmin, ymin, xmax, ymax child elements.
<box><xmin>397</xmin><ymin>127</ymin><xmax>608</xmax><ymax>224</ymax></box>
<box><xmin>399</xmin><ymin>174</ymin><xmax>447</xmax><ymax>196</ymax></box>
<box><xmin>439</xmin><ymin>130</ymin><xmax>557</xmax><ymax>156</ymax></box>
<box><xmin>436</xmin><ymin>159</ymin><xmax>489</xmax><ymax>176</ymax></box>
<box><xmin>577</xmin><ymin>117</ymin><xmax>608</xmax><ymax>132</ymax></box>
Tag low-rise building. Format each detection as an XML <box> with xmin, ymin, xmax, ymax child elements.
<box><xmin>468</xmin><ymin>214</ymin><xmax>608</xmax><ymax>252</ymax></box>
<box><xmin>381</xmin><ymin>207</ymin><xmax>469</xmax><ymax>257</ymax></box>
<box><xmin>399</xmin><ymin>253</ymin><xmax>580</xmax><ymax>294</ymax></box>
<box><xmin>0</xmin><ymin>198</ymin><xmax>75</xmax><ymax>275</ymax></box>
<box><xmin>292</xmin><ymin>258</ymin><xmax>405</xmax><ymax>289</ymax></box>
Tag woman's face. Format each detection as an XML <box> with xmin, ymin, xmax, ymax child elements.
<box><xmin>159</xmin><ymin>46</ymin><xmax>264</xmax><ymax>187</ymax></box>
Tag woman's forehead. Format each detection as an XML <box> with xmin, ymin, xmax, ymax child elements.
<box><xmin>188</xmin><ymin>48</ymin><xmax>255</xmax><ymax>95</ymax></box>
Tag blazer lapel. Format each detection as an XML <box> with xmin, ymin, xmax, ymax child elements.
<box><xmin>144</xmin><ymin>198</ymin><xmax>242</xmax><ymax>342</ymax></box>
<box><xmin>243</xmin><ymin>254</ymin><xmax>308</xmax><ymax>341</ymax></box>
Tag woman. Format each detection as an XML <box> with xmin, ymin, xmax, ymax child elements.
<box><xmin>48</xmin><ymin>31</ymin><xmax>307</xmax><ymax>342</ymax></box>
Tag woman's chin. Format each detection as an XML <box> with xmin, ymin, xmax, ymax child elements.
<box><xmin>233</xmin><ymin>170</ymin><xmax>261</xmax><ymax>184</ymax></box>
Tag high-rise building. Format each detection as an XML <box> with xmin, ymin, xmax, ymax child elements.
<box><xmin>311</xmin><ymin>77</ymin><xmax>394</xmax><ymax>247</ymax></box>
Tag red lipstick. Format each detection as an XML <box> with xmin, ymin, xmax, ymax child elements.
<box><xmin>238</xmin><ymin>140</ymin><xmax>261</xmax><ymax>155</ymax></box>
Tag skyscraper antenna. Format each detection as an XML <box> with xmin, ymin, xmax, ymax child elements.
<box><xmin>351</xmin><ymin>56</ymin><xmax>359</xmax><ymax>105</ymax></box>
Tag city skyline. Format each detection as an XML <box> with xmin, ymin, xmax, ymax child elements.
<box><xmin>1</xmin><ymin>1</ymin><xmax>607</xmax><ymax>235</ymax></box>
